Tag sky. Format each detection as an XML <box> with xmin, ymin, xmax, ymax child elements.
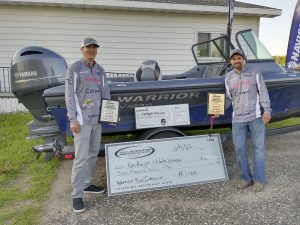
<box><xmin>238</xmin><ymin>0</ymin><xmax>298</xmax><ymax>56</ymax></box>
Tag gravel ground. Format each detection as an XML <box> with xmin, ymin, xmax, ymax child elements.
<box><xmin>39</xmin><ymin>131</ymin><xmax>300</xmax><ymax>225</ymax></box>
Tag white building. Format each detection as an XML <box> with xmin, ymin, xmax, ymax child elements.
<box><xmin>0</xmin><ymin>0</ymin><xmax>281</xmax><ymax>74</ymax></box>
<box><xmin>0</xmin><ymin>0</ymin><xmax>281</xmax><ymax>113</ymax></box>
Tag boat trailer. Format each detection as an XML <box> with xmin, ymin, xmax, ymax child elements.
<box><xmin>32</xmin><ymin>123</ymin><xmax>300</xmax><ymax>160</ymax></box>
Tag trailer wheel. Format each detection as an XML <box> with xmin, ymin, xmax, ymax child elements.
<box><xmin>139</xmin><ymin>127</ymin><xmax>185</xmax><ymax>140</ymax></box>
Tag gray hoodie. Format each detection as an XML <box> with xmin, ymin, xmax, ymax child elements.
<box><xmin>65</xmin><ymin>58</ymin><xmax>111</xmax><ymax>125</ymax></box>
<box><xmin>225</xmin><ymin>64</ymin><xmax>271</xmax><ymax>123</ymax></box>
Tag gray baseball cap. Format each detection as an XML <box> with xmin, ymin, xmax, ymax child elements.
<box><xmin>230</xmin><ymin>49</ymin><xmax>244</xmax><ymax>58</ymax></box>
<box><xmin>81</xmin><ymin>37</ymin><xmax>99</xmax><ymax>48</ymax></box>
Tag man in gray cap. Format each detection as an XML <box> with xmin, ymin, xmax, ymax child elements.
<box><xmin>65</xmin><ymin>37</ymin><xmax>110</xmax><ymax>213</ymax></box>
<box><xmin>224</xmin><ymin>48</ymin><xmax>271</xmax><ymax>192</ymax></box>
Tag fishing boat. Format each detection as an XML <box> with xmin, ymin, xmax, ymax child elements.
<box><xmin>10</xmin><ymin>29</ymin><xmax>300</xmax><ymax>157</ymax></box>
<box><xmin>44</xmin><ymin>29</ymin><xmax>300</xmax><ymax>132</ymax></box>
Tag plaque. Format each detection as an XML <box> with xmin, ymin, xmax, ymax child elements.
<box><xmin>99</xmin><ymin>99</ymin><xmax>119</xmax><ymax>123</ymax></box>
<box><xmin>207</xmin><ymin>93</ymin><xmax>225</xmax><ymax>115</ymax></box>
<box><xmin>105</xmin><ymin>134</ymin><xmax>228</xmax><ymax>196</ymax></box>
<box><xmin>135</xmin><ymin>104</ymin><xmax>190</xmax><ymax>129</ymax></box>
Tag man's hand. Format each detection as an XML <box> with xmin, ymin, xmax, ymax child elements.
<box><xmin>70</xmin><ymin>121</ymin><xmax>80</xmax><ymax>133</ymax></box>
<box><xmin>262</xmin><ymin>112</ymin><xmax>271</xmax><ymax>124</ymax></box>
<box><xmin>213</xmin><ymin>113</ymin><xmax>220</xmax><ymax>118</ymax></box>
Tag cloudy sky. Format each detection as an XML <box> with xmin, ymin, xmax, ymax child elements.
<box><xmin>238</xmin><ymin>0</ymin><xmax>297</xmax><ymax>55</ymax></box>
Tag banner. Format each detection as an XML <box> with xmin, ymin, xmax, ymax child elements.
<box><xmin>227</xmin><ymin>0</ymin><xmax>235</xmax><ymax>42</ymax></box>
<box><xmin>286</xmin><ymin>0</ymin><xmax>300</xmax><ymax>68</ymax></box>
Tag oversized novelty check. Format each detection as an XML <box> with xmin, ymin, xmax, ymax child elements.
<box><xmin>105</xmin><ymin>134</ymin><xmax>228</xmax><ymax>196</ymax></box>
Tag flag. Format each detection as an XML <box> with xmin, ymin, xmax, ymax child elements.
<box><xmin>227</xmin><ymin>0</ymin><xmax>235</xmax><ymax>43</ymax></box>
<box><xmin>286</xmin><ymin>0</ymin><xmax>300</xmax><ymax>68</ymax></box>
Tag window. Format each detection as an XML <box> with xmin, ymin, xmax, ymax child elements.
<box><xmin>193</xmin><ymin>32</ymin><xmax>229</xmax><ymax>63</ymax></box>
<box><xmin>198</xmin><ymin>33</ymin><xmax>210</xmax><ymax>56</ymax></box>
<box><xmin>236</xmin><ymin>30</ymin><xmax>273</xmax><ymax>60</ymax></box>
<box><xmin>198</xmin><ymin>32</ymin><xmax>222</xmax><ymax>43</ymax></box>
<box><xmin>197</xmin><ymin>32</ymin><xmax>224</xmax><ymax>58</ymax></box>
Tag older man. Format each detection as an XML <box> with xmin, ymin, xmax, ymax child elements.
<box><xmin>65</xmin><ymin>37</ymin><xmax>110</xmax><ymax>213</ymax></box>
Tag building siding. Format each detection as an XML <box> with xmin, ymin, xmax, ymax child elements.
<box><xmin>0</xmin><ymin>97</ymin><xmax>27</xmax><ymax>113</ymax></box>
<box><xmin>0</xmin><ymin>4</ymin><xmax>260</xmax><ymax>113</ymax></box>
<box><xmin>0</xmin><ymin>5</ymin><xmax>258</xmax><ymax>75</ymax></box>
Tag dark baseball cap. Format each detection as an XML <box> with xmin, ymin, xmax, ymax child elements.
<box><xmin>230</xmin><ymin>49</ymin><xmax>244</xmax><ymax>58</ymax></box>
<box><xmin>81</xmin><ymin>37</ymin><xmax>99</xmax><ymax>48</ymax></box>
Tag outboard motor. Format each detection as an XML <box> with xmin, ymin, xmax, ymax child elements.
<box><xmin>135</xmin><ymin>60</ymin><xmax>162</xmax><ymax>81</ymax></box>
<box><xmin>11</xmin><ymin>46</ymin><xmax>66</xmax><ymax>121</ymax></box>
<box><xmin>10</xmin><ymin>46</ymin><xmax>68</xmax><ymax>158</ymax></box>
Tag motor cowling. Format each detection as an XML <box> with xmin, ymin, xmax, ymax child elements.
<box><xmin>10</xmin><ymin>46</ymin><xmax>67</xmax><ymax>121</ymax></box>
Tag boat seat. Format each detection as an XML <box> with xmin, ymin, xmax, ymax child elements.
<box><xmin>135</xmin><ymin>60</ymin><xmax>162</xmax><ymax>81</ymax></box>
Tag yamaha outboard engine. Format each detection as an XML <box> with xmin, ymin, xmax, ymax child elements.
<box><xmin>11</xmin><ymin>46</ymin><xmax>66</xmax><ymax>120</ymax></box>
<box><xmin>11</xmin><ymin>46</ymin><xmax>67</xmax><ymax>159</ymax></box>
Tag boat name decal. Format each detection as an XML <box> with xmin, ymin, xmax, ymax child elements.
<box><xmin>117</xmin><ymin>92</ymin><xmax>200</xmax><ymax>103</ymax></box>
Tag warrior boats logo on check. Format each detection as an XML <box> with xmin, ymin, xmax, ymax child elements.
<box><xmin>115</xmin><ymin>145</ymin><xmax>155</xmax><ymax>159</ymax></box>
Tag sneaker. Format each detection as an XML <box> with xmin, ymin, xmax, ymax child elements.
<box><xmin>252</xmin><ymin>182</ymin><xmax>264</xmax><ymax>192</ymax></box>
<box><xmin>83</xmin><ymin>185</ymin><xmax>105</xmax><ymax>194</ymax></box>
<box><xmin>73</xmin><ymin>198</ymin><xmax>85</xmax><ymax>213</ymax></box>
<box><xmin>237</xmin><ymin>180</ymin><xmax>253</xmax><ymax>189</ymax></box>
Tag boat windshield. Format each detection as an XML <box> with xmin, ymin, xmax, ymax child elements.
<box><xmin>236</xmin><ymin>30</ymin><xmax>273</xmax><ymax>60</ymax></box>
<box><xmin>192</xmin><ymin>36</ymin><xmax>232</xmax><ymax>64</ymax></box>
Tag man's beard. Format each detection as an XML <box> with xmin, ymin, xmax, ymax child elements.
<box><xmin>234</xmin><ymin>63</ymin><xmax>242</xmax><ymax>70</ymax></box>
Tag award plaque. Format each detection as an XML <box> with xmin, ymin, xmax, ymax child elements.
<box><xmin>207</xmin><ymin>93</ymin><xmax>225</xmax><ymax>115</ymax></box>
<box><xmin>99</xmin><ymin>99</ymin><xmax>119</xmax><ymax>123</ymax></box>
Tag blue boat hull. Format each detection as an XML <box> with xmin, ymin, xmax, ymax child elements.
<box><xmin>44</xmin><ymin>73</ymin><xmax>300</xmax><ymax>135</ymax></box>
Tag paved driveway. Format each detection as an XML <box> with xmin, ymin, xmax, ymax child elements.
<box><xmin>39</xmin><ymin>131</ymin><xmax>300</xmax><ymax>225</ymax></box>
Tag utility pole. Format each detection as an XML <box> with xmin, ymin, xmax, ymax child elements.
<box><xmin>227</xmin><ymin>0</ymin><xmax>235</xmax><ymax>44</ymax></box>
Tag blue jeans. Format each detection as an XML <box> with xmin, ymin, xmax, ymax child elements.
<box><xmin>232</xmin><ymin>118</ymin><xmax>266</xmax><ymax>184</ymax></box>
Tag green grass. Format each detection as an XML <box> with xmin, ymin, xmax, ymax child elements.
<box><xmin>0</xmin><ymin>112</ymin><xmax>299</xmax><ymax>225</ymax></box>
<box><xmin>266</xmin><ymin>117</ymin><xmax>300</xmax><ymax>129</ymax></box>
<box><xmin>185</xmin><ymin>117</ymin><xmax>300</xmax><ymax>136</ymax></box>
<box><xmin>0</xmin><ymin>112</ymin><xmax>60</xmax><ymax>225</ymax></box>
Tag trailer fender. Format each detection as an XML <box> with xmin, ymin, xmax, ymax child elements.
<box><xmin>138</xmin><ymin>127</ymin><xmax>185</xmax><ymax>140</ymax></box>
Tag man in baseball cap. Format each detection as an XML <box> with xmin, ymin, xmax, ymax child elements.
<box><xmin>66</xmin><ymin>37</ymin><xmax>110</xmax><ymax>213</ymax></box>
<box><xmin>230</xmin><ymin>48</ymin><xmax>244</xmax><ymax>59</ymax></box>
<box><xmin>223</xmin><ymin>47</ymin><xmax>271</xmax><ymax>192</ymax></box>
<box><xmin>80</xmin><ymin>37</ymin><xmax>99</xmax><ymax>48</ymax></box>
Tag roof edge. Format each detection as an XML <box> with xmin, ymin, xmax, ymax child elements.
<box><xmin>0</xmin><ymin>0</ymin><xmax>282</xmax><ymax>18</ymax></box>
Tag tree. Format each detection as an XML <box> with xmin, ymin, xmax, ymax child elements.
<box><xmin>273</xmin><ymin>55</ymin><xmax>286</xmax><ymax>66</ymax></box>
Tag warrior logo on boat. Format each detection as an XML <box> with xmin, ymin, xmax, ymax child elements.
<box><xmin>117</xmin><ymin>92</ymin><xmax>200</xmax><ymax>103</ymax></box>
